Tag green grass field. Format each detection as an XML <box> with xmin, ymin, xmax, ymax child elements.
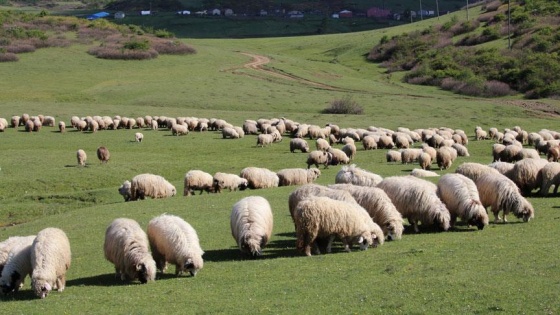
<box><xmin>1</xmin><ymin>7</ymin><xmax>560</xmax><ymax>313</ymax></box>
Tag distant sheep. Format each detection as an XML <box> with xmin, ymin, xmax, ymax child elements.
<box><xmin>306</xmin><ymin>150</ymin><xmax>332</xmax><ymax>169</ymax></box>
<box><xmin>436</xmin><ymin>174</ymin><xmax>488</xmax><ymax>230</ymax></box>
<box><xmin>256</xmin><ymin>134</ymin><xmax>274</xmax><ymax>147</ymax></box>
<box><xmin>77</xmin><ymin>149</ymin><xmax>87</xmax><ymax>166</ymax></box>
<box><xmin>328</xmin><ymin>184</ymin><xmax>404</xmax><ymax>241</ymax></box>
<box><xmin>341</xmin><ymin>139</ymin><xmax>357</xmax><ymax>160</ymax></box>
<box><xmin>222</xmin><ymin>127</ymin><xmax>240</xmax><ymax>139</ymax></box>
<box><xmin>328</xmin><ymin>148</ymin><xmax>350</xmax><ymax>165</ymax></box>
<box><xmin>104</xmin><ymin>218</ymin><xmax>156</xmax><ymax>284</ymax></box>
<box><xmin>58</xmin><ymin>121</ymin><xmax>66</xmax><ymax>133</ymax></box>
<box><xmin>129</xmin><ymin>174</ymin><xmax>177</xmax><ymax>201</ymax></box>
<box><xmin>455</xmin><ymin>162</ymin><xmax>500</xmax><ymax>183</ymax></box>
<box><xmin>410</xmin><ymin>168</ymin><xmax>439</xmax><ymax>177</ymax></box>
<box><xmin>500</xmin><ymin>144</ymin><xmax>522</xmax><ymax>163</ymax></box>
<box><xmin>475</xmin><ymin>126</ymin><xmax>487</xmax><ymax>140</ymax></box>
<box><xmin>418</xmin><ymin>152</ymin><xmax>432</xmax><ymax>170</ymax></box>
<box><xmin>377</xmin><ymin>176</ymin><xmax>450</xmax><ymax>233</ymax></box>
<box><xmin>97</xmin><ymin>146</ymin><xmax>110</xmax><ymax>163</ymax></box>
<box><xmin>451</xmin><ymin>143</ymin><xmax>470</xmax><ymax>157</ymax></box>
<box><xmin>539</xmin><ymin>162</ymin><xmax>560</xmax><ymax>196</ymax></box>
<box><xmin>294</xmin><ymin>196</ymin><xmax>380</xmax><ymax>256</ymax></box>
<box><xmin>509</xmin><ymin>158</ymin><xmax>548</xmax><ymax>195</ymax></box>
<box><xmin>171</xmin><ymin>124</ymin><xmax>189</xmax><ymax>136</ymax></box>
<box><xmin>239</xmin><ymin>167</ymin><xmax>279</xmax><ymax>189</ymax></box>
<box><xmin>30</xmin><ymin>228</ymin><xmax>71</xmax><ymax>299</ymax></box>
<box><xmin>147</xmin><ymin>214</ymin><xmax>204</xmax><ymax>276</ymax></box>
<box><xmin>230</xmin><ymin>196</ymin><xmax>273</xmax><ymax>257</ymax></box>
<box><xmin>183</xmin><ymin>170</ymin><xmax>215</xmax><ymax>196</ymax></box>
<box><xmin>401</xmin><ymin>148</ymin><xmax>423</xmax><ymax>164</ymax></box>
<box><xmin>135</xmin><ymin>132</ymin><xmax>144</xmax><ymax>143</ymax></box>
<box><xmin>0</xmin><ymin>236</ymin><xmax>36</xmax><ymax>294</ymax></box>
<box><xmin>378</xmin><ymin>135</ymin><xmax>395</xmax><ymax>149</ymax></box>
<box><xmin>24</xmin><ymin>120</ymin><xmax>34</xmax><ymax>132</ymax></box>
<box><xmin>335</xmin><ymin>164</ymin><xmax>383</xmax><ymax>187</ymax></box>
<box><xmin>386</xmin><ymin>150</ymin><xmax>402</xmax><ymax>163</ymax></box>
<box><xmin>290</xmin><ymin>138</ymin><xmax>309</xmax><ymax>153</ymax></box>
<box><xmin>436</xmin><ymin>146</ymin><xmax>457</xmax><ymax>170</ymax></box>
<box><xmin>476</xmin><ymin>173</ymin><xmax>534</xmax><ymax>223</ymax></box>
<box><xmin>362</xmin><ymin>136</ymin><xmax>377</xmax><ymax>150</ymax></box>
<box><xmin>277</xmin><ymin>168</ymin><xmax>321</xmax><ymax>186</ymax></box>
<box><xmin>212</xmin><ymin>172</ymin><xmax>248</xmax><ymax>193</ymax></box>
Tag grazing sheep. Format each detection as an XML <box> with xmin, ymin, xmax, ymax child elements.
<box><xmin>386</xmin><ymin>150</ymin><xmax>402</xmax><ymax>163</ymax></box>
<box><xmin>401</xmin><ymin>148</ymin><xmax>423</xmax><ymax>164</ymax></box>
<box><xmin>451</xmin><ymin>143</ymin><xmax>470</xmax><ymax>157</ymax></box>
<box><xmin>436</xmin><ymin>146</ymin><xmax>457</xmax><ymax>170</ymax></box>
<box><xmin>97</xmin><ymin>146</ymin><xmax>110</xmax><ymax>164</ymax></box>
<box><xmin>118</xmin><ymin>180</ymin><xmax>132</xmax><ymax>201</ymax></box>
<box><xmin>455</xmin><ymin>162</ymin><xmax>500</xmax><ymax>183</ymax></box>
<box><xmin>58</xmin><ymin>121</ymin><xmax>66</xmax><ymax>133</ymax></box>
<box><xmin>378</xmin><ymin>135</ymin><xmax>395</xmax><ymax>149</ymax></box>
<box><xmin>0</xmin><ymin>236</ymin><xmax>36</xmax><ymax>293</ymax></box>
<box><xmin>488</xmin><ymin>161</ymin><xmax>515</xmax><ymax>177</ymax></box>
<box><xmin>316</xmin><ymin>138</ymin><xmax>330</xmax><ymax>152</ymax></box>
<box><xmin>539</xmin><ymin>162</ymin><xmax>560</xmax><ymax>196</ymax></box>
<box><xmin>377</xmin><ymin>176</ymin><xmax>451</xmax><ymax>233</ymax></box>
<box><xmin>77</xmin><ymin>149</ymin><xmax>87</xmax><ymax>166</ymax></box>
<box><xmin>256</xmin><ymin>134</ymin><xmax>274</xmax><ymax>147</ymax></box>
<box><xmin>410</xmin><ymin>168</ymin><xmax>439</xmax><ymax>177</ymax></box>
<box><xmin>30</xmin><ymin>228</ymin><xmax>71</xmax><ymax>299</ymax></box>
<box><xmin>171</xmin><ymin>124</ymin><xmax>189</xmax><ymax>136</ymax></box>
<box><xmin>509</xmin><ymin>158</ymin><xmax>548</xmax><ymax>195</ymax></box>
<box><xmin>513</xmin><ymin>148</ymin><xmax>540</xmax><ymax>162</ymax></box>
<box><xmin>418</xmin><ymin>152</ymin><xmax>432</xmax><ymax>170</ymax></box>
<box><xmin>183</xmin><ymin>170</ymin><xmax>215</xmax><ymax>196</ymax></box>
<box><xmin>277</xmin><ymin>168</ymin><xmax>321</xmax><ymax>186</ymax></box>
<box><xmin>328</xmin><ymin>148</ymin><xmax>350</xmax><ymax>165</ymax></box>
<box><xmin>492</xmin><ymin>143</ymin><xmax>506</xmax><ymax>162</ymax></box>
<box><xmin>230</xmin><ymin>196</ymin><xmax>273</xmax><ymax>257</ymax></box>
<box><xmin>24</xmin><ymin>120</ymin><xmax>34</xmax><ymax>132</ymax></box>
<box><xmin>212</xmin><ymin>172</ymin><xmax>248</xmax><ymax>193</ymax></box>
<box><xmin>335</xmin><ymin>164</ymin><xmax>383</xmax><ymax>187</ymax></box>
<box><xmin>476</xmin><ymin>173</ymin><xmax>534</xmax><ymax>223</ymax></box>
<box><xmin>290</xmin><ymin>138</ymin><xmax>310</xmax><ymax>153</ymax></box>
<box><xmin>500</xmin><ymin>144</ymin><xmax>523</xmax><ymax>163</ymax></box>
<box><xmin>306</xmin><ymin>150</ymin><xmax>332</xmax><ymax>169</ymax></box>
<box><xmin>222</xmin><ymin>127</ymin><xmax>240</xmax><ymax>139</ymax></box>
<box><xmin>239</xmin><ymin>167</ymin><xmax>279</xmax><ymax>189</ymax></box>
<box><xmin>129</xmin><ymin>173</ymin><xmax>177</xmax><ymax>201</ymax></box>
<box><xmin>293</xmin><ymin>196</ymin><xmax>380</xmax><ymax>256</ymax></box>
<box><xmin>341</xmin><ymin>139</ymin><xmax>357</xmax><ymax>160</ymax></box>
<box><xmin>10</xmin><ymin>115</ymin><xmax>20</xmax><ymax>128</ymax></box>
<box><xmin>328</xmin><ymin>184</ymin><xmax>404</xmax><ymax>241</ymax></box>
<box><xmin>362</xmin><ymin>136</ymin><xmax>378</xmax><ymax>150</ymax></box>
<box><xmin>135</xmin><ymin>132</ymin><xmax>144</xmax><ymax>143</ymax></box>
<box><xmin>547</xmin><ymin>145</ymin><xmax>560</xmax><ymax>162</ymax></box>
<box><xmin>436</xmin><ymin>174</ymin><xmax>489</xmax><ymax>230</ymax></box>
<box><xmin>475</xmin><ymin>126</ymin><xmax>487</xmax><ymax>140</ymax></box>
<box><xmin>104</xmin><ymin>218</ymin><xmax>156</xmax><ymax>284</ymax></box>
<box><xmin>288</xmin><ymin>184</ymin><xmax>357</xmax><ymax>222</ymax></box>
<box><xmin>147</xmin><ymin>214</ymin><xmax>204</xmax><ymax>276</ymax></box>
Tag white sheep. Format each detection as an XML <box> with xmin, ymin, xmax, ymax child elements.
<box><xmin>287</xmin><ymin>184</ymin><xmax>358</xmax><ymax>222</ymax></box>
<box><xmin>30</xmin><ymin>228</ymin><xmax>71</xmax><ymax>299</ymax></box>
<box><xmin>341</xmin><ymin>138</ymin><xmax>357</xmax><ymax>160</ymax></box>
<box><xmin>476</xmin><ymin>173</ymin><xmax>534</xmax><ymax>223</ymax></box>
<box><xmin>362</xmin><ymin>135</ymin><xmax>378</xmax><ymax>150</ymax></box>
<box><xmin>335</xmin><ymin>164</ymin><xmax>383</xmax><ymax>187</ymax></box>
<box><xmin>212</xmin><ymin>172</ymin><xmax>249</xmax><ymax>193</ymax></box>
<box><xmin>539</xmin><ymin>162</ymin><xmax>560</xmax><ymax>196</ymax></box>
<box><xmin>316</xmin><ymin>138</ymin><xmax>330</xmax><ymax>152</ymax></box>
<box><xmin>147</xmin><ymin>214</ymin><xmax>204</xmax><ymax>276</ymax></box>
<box><xmin>455</xmin><ymin>162</ymin><xmax>500</xmax><ymax>183</ymax></box>
<box><xmin>256</xmin><ymin>134</ymin><xmax>274</xmax><ymax>147</ymax></box>
<box><xmin>129</xmin><ymin>173</ymin><xmax>177</xmax><ymax>200</ymax></box>
<box><xmin>386</xmin><ymin>150</ymin><xmax>402</xmax><ymax>163</ymax></box>
<box><xmin>328</xmin><ymin>183</ymin><xmax>403</xmax><ymax>241</ymax></box>
<box><xmin>183</xmin><ymin>170</ymin><xmax>215</xmax><ymax>196</ymax></box>
<box><xmin>104</xmin><ymin>218</ymin><xmax>156</xmax><ymax>283</ymax></box>
<box><xmin>436</xmin><ymin>146</ymin><xmax>457</xmax><ymax>170</ymax></box>
<box><xmin>328</xmin><ymin>148</ymin><xmax>350</xmax><ymax>165</ymax></box>
<box><xmin>418</xmin><ymin>152</ymin><xmax>432</xmax><ymax>170</ymax></box>
<box><xmin>289</xmin><ymin>138</ymin><xmax>310</xmax><ymax>153</ymax></box>
<box><xmin>377</xmin><ymin>175</ymin><xmax>451</xmax><ymax>233</ymax></box>
<box><xmin>294</xmin><ymin>196</ymin><xmax>381</xmax><ymax>256</ymax></box>
<box><xmin>118</xmin><ymin>180</ymin><xmax>132</xmax><ymax>201</ymax></box>
<box><xmin>277</xmin><ymin>168</ymin><xmax>321</xmax><ymax>186</ymax></box>
<box><xmin>97</xmin><ymin>146</ymin><xmax>110</xmax><ymax>163</ymax></box>
<box><xmin>509</xmin><ymin>158</ymin><xmax>548</xmax><ymax>195</ymax></box>
<box><xmin>171</xmin><ymin>124</ymin><xmax>189</xmax><ymax>136</ymax></box>
<box><xmin>230</xmin><ymin>196</ymin><xmax>273</xmax><ymax>257</ymax></box>
<box><xmin>306</xmin><ymin>150</ymin><xmax>332</xmax><ymax>169</ymax></box>
<box><xmin>0</xmin><ymin>235</ymin><xmax>36</xmax><ymax>293</ymax></box>
<box><xmin>222</xmin><ymin>127</ymin><xmax>240</xmax><ymax>139</ymax></box>
<box><xmin>451</xmin><ymin>143</ymin><xmax>470</xmax><ymax>157</ymax></box>
<box><xmin>410</xmin><ymin>168</ymin><xmax>439</xmax><ymax>177</ymax></box>
<box><xmin>77</xmin><ymin>149</ymin><xmax>87</xmax><ymax>166</ymax></box>
<box><xmin>436</xmin><ymin>174</ymin><xmax>489</xmax><ymax>230</ymax></box>
<box><xmin>239</xmin><ymin>167</ymin><xmax>279</xmax><ymax>189</ymax></box>
<box><xmin>135</xmin><ymin>132</ymin><xmax>144</xmax><ymax>142</ymax></box>
<box><xmin>488</xmin><ymin>161</ymin><xmax>515</xmax><ymax>177</ymax></box>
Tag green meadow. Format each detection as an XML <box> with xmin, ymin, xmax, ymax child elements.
<box><xmin>1</xmin><ymin>7</ymin><xmax>560</xmax><ymax>314</ymax></box>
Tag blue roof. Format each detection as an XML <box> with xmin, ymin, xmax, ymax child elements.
<box><xmin>87</xmin><ymin>12</ymin><xmax>110</xmax><ymax>20</ymax></box>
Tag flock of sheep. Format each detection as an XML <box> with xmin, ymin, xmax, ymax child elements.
<box><xmin>2</xmin><ymin>113</ymin><xmax>559</xmax><ymax>294</ymax></box>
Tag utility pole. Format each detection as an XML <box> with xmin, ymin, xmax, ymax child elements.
<box><xmin>508</xmin><ymin>0</ymin><xmax>512</xmax><ymax>49</ymax></box>
<box><xmin>466</xmin><ymin>0</ymin><xmax>469</xmax><ymax>20</ymax></box>
<box><xmin>420</xmin><ymin>0</ymin><xmax>423</xmax><ymax>20</ymax></box>
<box><xmin>436</xmin><ymin>0</ymin><xmax>440</xmax><ymax>20</ymax></box>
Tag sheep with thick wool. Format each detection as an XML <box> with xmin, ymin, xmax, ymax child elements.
<box><xmin>377</xmin><ymin>176</ymin><xmax>451</xmax><ymax>233</ymax></box>
<box><xmin>341</xmin><ymin>138</ymin><xmax>357</xmax><ymax>160</ymax></box>
<box><xmin>77</xmin><ymin>149</ymin><xmax>87</xmax><ymax>166</ymax></box>
<box><xmin>97</xmin><ymin>146</ymin><xmax>110</xmax><ymax>163</ymax></box>
<box><xmin>239</xmin><ymin>167</ymin><xmax>279</xmax><ymax>189</ymax></box>
<box><xmin>135</xmin><ymin>132</ymin><xmax>143</xmax><ymax>143</ymax></box>
<box><xmin>455</xmin><ymin>162</ymin><xmax>500</xmax><ymax>183</ymax></box>
<box><xmin>222</xmin><ymin>127</ymin><xmax>240</xmax><ymax>139</ymax></box>
<box><xmin>316</xmin><ymin>138</ymin><xmax>330</xmax><ymax>152</ymax></box>
<box><xmin>509</xmin><ymin>158</ymin><xmax>548</xmax><ymax>196</ymax></box>
<box><xmin>104</xmin><ymin>218</ymin><xmax>156</xmax><ymax>284</ymax></box>
<box><xmin>306</xmin><ymin>150</ymin><xmax>332</xmax><ymax>169</ymax></box>
<box><xmin>183</xmin><ymin>170</ymin><xmax>215</xmax><ymax>196</ymax></box>
<box><xmin>476</xmin><ymin>173</ymin><xmax>534</xmax><ymax>223</ymax></box>
<box><xmin>289</xmin><ymin>138</ymin><xmax>309</xmax><ymax>153</ymax></box>
<box><xmin>436</xmin><ymin>174</ymin><xmax>489</xmax><ymax>230</ymax></box>
<box><xmin>288</xmin><ymin>184</ymin><xmax>357</xmax><ymax>222</ymax></box>
<box><xmin>212</xmin><ymin>172</ymin><xmax>248</xmax><ymax>193</ymax></box>
<box><xmin>256</xmin><ymin>133</ymin><xmax>274</xmax><ymax>147</ymax></box>
<box><xmin>410</xmin><ymin>168</ymin><xmax>439</xmax><ymax>177</ymax></box>
<box><xmin>386</xmin><ymin>150</ymin><xmax>402</xmax><ymax>163</ymax></box>
<box><xmin>335</xmin><ymin>164</ymin><xmax>383</xmax><ymax>187</ymax></box>
<box><xmin>362</xmin><ymin>135</ymin><xmax>378</xmax><ymax>150</ymax></box>
<box><xmin>147</xmin><ymin>214</ymin><xmax>204</xmax><ymax>277</ymax></box>
<box><xmin>418</xmin><ymin>152</ymin><xmax>432</xmax><ymax>170</ymax></box>
<box><xmin>230</xmin><ymin>196</ymin><xmax>273</xmax><ymax>257</ymax></box>
<box><xmin>128</xmin><ymin>174</ymin><xmax>177</xmax><ymax>201</ymax></box>
<box><xmin>277</xmin><ymin>168</ymin><xmax>321</xmax><ymax>186</ymax></box>
<box><xmin>294</xmin><ymin>196</ymin><xmax>380</xmax><ymax>256</ymax></box>
<box><xmin>171</xmin><ymin>124</ymin><xmax>189</xmax><ymax>136</ymax></box>
<box><xmin>30</xmin><ymin>228</ymin><xmax>71</xmax><ymax>299</ymax></box>
<box><xmin>328</xmin><ymin>184</ymin><xmax>403</xmax><ymax>241</ymax></box>
<box><xmin>118</xmin><ymin>180</ymin><xmax>132</xmax><ymax>201</ymax></box>
<box><xmin>539</xmin><ymin>162</ymin><xmax>560</xmax><ymax>196</ymax></box>
<box><xmin>436</xmin><ymin>146</ymin><xmax>457</xmax><ymax>170</ymax></box>
<box><xmin>0</xmin><ymin>236</ymin><xmax>36</xmax><ymax>293</ymax></box>
<box><xmin>328</xmin><ymin>148</ymin><xmax>350</xmax><ymax>165</ymax></box>
<box><xmin>401</xmin><ymin>148</ymin><xmax>423</xmax><ymax>164</ymax></box>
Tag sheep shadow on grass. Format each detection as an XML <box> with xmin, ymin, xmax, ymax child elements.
<box><xmin>0</xmin><ymin>289</ymin><xmax>38</xmax><ymax>301</ymax></box>
<box><xmin>66</xmin><ymin>273</ymin><xmax>147</xmax><ymax>287</ymax></box>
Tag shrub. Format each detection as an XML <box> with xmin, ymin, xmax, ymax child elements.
<box><xmin>0</xmin><ymin>52</ymin><xmax>18</xmax><ymax>62</ymax></box>
<box><xmin>123</xmin><ymin>39</ymin><xmax>150</xmax><ymax>51</ymax></box>
<box><xmin>323</xmin><ymin>96</ymin><xmax>364</xmax><ymax>115</ymax></box>
<box><xmin>154</xmin><ymin>29</ymin><xmax>174</xmax><ymax>38</ymax></box>
<box><xmin>483</xmin><ymin>80</ymin><xmax>515</xmax><ymax>97</ymax></box>
<box><xmin>151</xmin><ymin>40</ymin><xmax>196</xmax><ymax>55</ymax></box>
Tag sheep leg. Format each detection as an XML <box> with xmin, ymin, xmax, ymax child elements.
<box><xmin>326</xmin><ymin>235</ymin><xmax>336</xmax><ymax>253</ymax></box>
<box><xmin>408</xmin><ymin>218</ymin><xmax>420</xmax><ymax>233</ymax></box>
<box><xmin>450</xmin><ymin>215</ymin><xmax>457</xmax><ymax>229</ymax></box>
<box><xmin>491</xmin><ymin>207</ymin><xmax>501</xmax><ymax>223</ymax></box>
<box><xmin>57</xmin><ymin>276</ymin><xmax>65</xmax><ymax>292</ymax></box>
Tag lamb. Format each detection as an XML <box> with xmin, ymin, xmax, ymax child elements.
<box><xmin>77</xmin><ymin>149</ymin><xmax>87</xmax><ymax>166</ymax></box>
<box><xmin>335</xmin><ymin>164</ymin><xmax>383</xmax><ymax>187</ymax></box>
<box><xmin>0</xmin><ymin>235</ymin><xmax>36</xmax><ymax>293</ymax></box>
<box><xmin>277</xmin><ymin>168</ymin><xmax>321</xmax><ymax>186</ymax></box>
<box><xmin>239</xmin><ymin>167</ymin><xmax>279</xmax><ymax>189</ymax></box>
<box><xmin>230</xmin><ymin>196</ymin><xmax>273</xmax><ymax>257</ymax></box>
<box><xmin>455</xmin><ymin>162</ymin><xmax>500</xmax><ymax>183</ymax></box>
<box><xmin>475</xmin><ymin>173</ymin><xmax>534</xmax><ymax>223</ymax></box>
<box><xmin>306</xmin><ymin>150</ymin><xmax>332</xmax><ymax>169</ymax></box>
<box><xmin>97</xmin><ymin>146</ymin><xmax>110</xmax><ymax>163</ymax></box>
<box><xmin>509</xmin><ymin>158</ymin><xmax>549</xmax><ymax>195</ymax></box>
<box><xmin>290</xmin><ymin>138</ymin><xmax>310</xmax><ymax>153</ymax></box>
<box><xmin>288</xmin><ymin>184</ymin><xmax>357</xmax><ymax>222</ymax></box>
<box><xmin>436</xmin><ymin>174</ymin><xmax>489</xmax><ymax>230</ymax></box>
<box><xmin>135</xmin><ymin>132</ymin><xmax>144</xmax><ymax>143</ymax></box>
<box><xmin>410</xmin><ymin>168</ymin><xmax>439</xmax><ymax>177</ymax></box>
<box><xmin>293</xmin><ymin>196</ymin><xmax>380</xmax><ymax>256</ymax></box>
<box><xmin>183</xmin><ymin>170</ymin><xmax>215</xmax><ymax>196</ymax></box>
<box><xmin>147</xmin><ymin>214</ymin><xmax>204</xmax><ymax>276</ymax></box>
<box><xmin>328</xmin><ymin>184</ymin><xmax>404</xmax><ymax>241</ymax></box>
<box><xmin>539</xmin><ymin>162</ymin><xmax>560</xmax><ymax>196</ymax></box>
<box><xmin>128</xmin><ymin>173</ymin><xmax>177</xmax><ymax>200</ymax></box>
<box><xmin>377</xmin><ymin>176</ymin><xmax>451</xmax><ymax>233</ymax></box>
<box><xmin>104</xmin><ymin>218</ymin><xmax>156</xmax><ymax>284</ymax></box>
<box><xmin>30</xmin><ymin>228</ymin><xmax>71</xmax><ymax>299</ymax></box>
<box><xmin>212</xmin><ymin>172</ymin><xmax>249</xmax><ymax>193</ymax></box>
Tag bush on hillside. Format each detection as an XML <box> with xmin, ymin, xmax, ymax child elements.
<box><xmin>323</xmin><ymin>96</ymin><xmax>364</xmax><ymax>115</ymax></box>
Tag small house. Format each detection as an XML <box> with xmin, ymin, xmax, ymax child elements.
<box><xmin>140</xmin><ymin>10</ymin><xmax>151</xmax><ymax>16</ymax></box>
<box><xmin>224</xmin><ymin>9</ymin><xmax>234</xmax><ymax>16</ymax></box>
<box><xmin>210</xmin><ymin>8</ymin><xmax>221</xmax><ymax>16</ymax></box>
<box><xmin>339</xmin><ymin>10</ymin><xmax>352</xmax><ymax>18</ymax></box>
<box><xmin>367</xmin><ymin>7</ymin><xmax>390</xmax><ymax>18</ymax></box>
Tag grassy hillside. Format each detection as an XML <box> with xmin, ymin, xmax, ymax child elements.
<box><xmin>1</xmin><ymin>6</ymin><xmax>560</xmax><ymax>314</ymax></box>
